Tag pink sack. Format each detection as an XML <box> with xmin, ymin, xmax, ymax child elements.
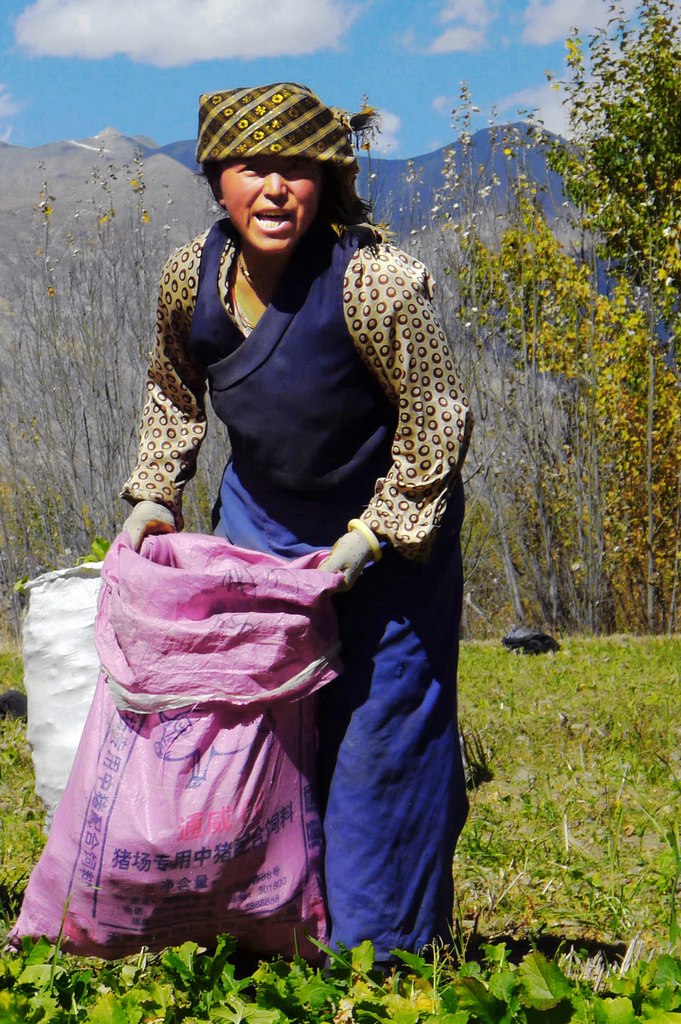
<box><xmin>11</xmin><ymin>533</ymin><xmax>343</xmax><ymax>961</ymax></box>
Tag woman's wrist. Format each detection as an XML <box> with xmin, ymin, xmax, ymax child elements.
<box><xmin>347</xmin><ymin>518</ymin><xmax>382</xmax><ymax>562</ymax></box>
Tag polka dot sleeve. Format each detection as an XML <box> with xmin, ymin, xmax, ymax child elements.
<box><xmin>344</xmin><ymin>244</ymin><xmax>473</xmax><ymax>560</ymax></box>
<box><xmin>120</xmin><ymin>233</ymin><xmax>210</xmax><ymax>528</ymax></box>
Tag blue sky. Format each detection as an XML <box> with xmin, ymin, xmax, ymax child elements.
<box><xmin>1</xmin><ymin>0</ymin><xmax>637</xmax><ymax>158</ymax></box>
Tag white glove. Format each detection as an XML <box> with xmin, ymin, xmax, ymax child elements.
<box><xmin>122</xmin><ymin>500</ymin><xmax>176</xmax><ymax>551</ymax></box>
<box><xmin>319</xmin><ymin>521</ymin><xmax>382</xmax><ymax>590</ymax></box>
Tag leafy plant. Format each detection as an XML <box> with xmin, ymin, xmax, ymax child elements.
<box><xmin>77</xmin><ymin>536</ymin><xmax>110</xmax><ymax>565</ymax></box>
<box><xmin>3</xmin><ymin>933</ymin><xmax>681</xmax><ymax>1023</ymax></box>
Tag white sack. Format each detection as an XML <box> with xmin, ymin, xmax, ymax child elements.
<box><xmin>22</xmin><ymin>562</ymin><xmax>102</xmax><ymax>823</ymax></box>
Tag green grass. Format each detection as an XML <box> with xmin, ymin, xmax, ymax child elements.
<box><xmin>0</xmin><ymin>650</ymin><xmax>22</xmax><ymax>692</ymax></box>
<box><xmin>1</xmin><ymin>636</ymin><xmax>680</xmax><ymax>965</ymax></box>
<box><xmin>456</xmin><ymin>636</ymin><xmax>681</xmax><ymax>957</ymax></box>
<box><xmin>0</xmin><ymin>649</ymin><xmax>46</xmax><ymax>934</ymax></box>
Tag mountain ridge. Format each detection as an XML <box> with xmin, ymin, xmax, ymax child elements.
<box><xmin>0</xmin><ymin>122</ymin><xmax>566</xmax><ymax>306</ymax></box>
<box><xmin>0</xmin><ymin>121</ymin><xmax>565</xmax><ymax>223</ymax></box>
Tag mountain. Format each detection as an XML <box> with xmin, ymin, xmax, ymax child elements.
<box><xmin>0</xmin><ymin>123</ymin><xmax>566</xmax><ymax>313</ymax></box>
<box><xmin>364</xmin><ymin>124</ymin><xmax>566</xmax><ymax>231</ymax></box>
<box><xmin>0</xmin><ymin>127</ymin><xmax>215</xmax><ymax>306</ymax></box>
<box><xmin>0</xmin><ymin>127</ymin><xmax>203</xmax><ymax>223</ymax></box>
<box><xmin>154</xmin><ymin>123</ymin><xmax>566</xmax><ymax>231</ymax></box>
<box><xmin>0</xmin><ymin>121</ymin><xmax>564</xmax><ymax>231</ymax></box>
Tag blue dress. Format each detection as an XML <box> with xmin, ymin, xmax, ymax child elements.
<box><xmin>189</xmin><ymin>219</ymin><xmax>469</xmax><ymax>964</ymax></box>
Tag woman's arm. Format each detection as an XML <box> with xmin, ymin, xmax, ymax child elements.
<box><xmin>344</xmin><ymin>243</ymin><xmax>473</xmax><ymax>559</ymax></box>
<box><xmin>121</xmin><ymin>233</ymin><xmax>210</xmax><ymax>530</ymax></box>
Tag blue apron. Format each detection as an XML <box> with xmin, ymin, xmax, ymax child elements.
<box><xmin>190</xmin><ymin>220</ymin><xmax>469</xmax><ymax>963</ymax></box>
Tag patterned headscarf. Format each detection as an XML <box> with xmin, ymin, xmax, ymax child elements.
<box><xmin>196</xmin><ymin>82</ymin><xmax>369</xmax><ymax>168</ymax></box>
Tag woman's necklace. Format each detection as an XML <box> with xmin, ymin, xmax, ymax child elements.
<box><xmin>237</xmin><ymin>252</ymin><xmax>252</xmax><ymax>283</ymax></box>
<box><xmin>231</xmin><ymin>249</ymin><xmax>282</xmax><ymax>333</ymax></box>
<box><xmin>233</xmin><ymin>292</ymin><xmax>255</xmax><ymax>333</ymax></box>
<box><xmin>231</xmin><ymin>253</ymin><xmax>262</xmax><ymax>334</ymax></box>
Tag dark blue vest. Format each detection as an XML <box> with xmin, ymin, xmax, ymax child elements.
<box><xmin>188</xmin><ymin>220</ymin><xmax>397</xmax><ymax>507</ymax></box>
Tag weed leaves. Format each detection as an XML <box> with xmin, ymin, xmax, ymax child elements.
<box><xmin>3</xmin><ymin>935</ymin><xmax>681</xmax><ymax>1023</ymax></box>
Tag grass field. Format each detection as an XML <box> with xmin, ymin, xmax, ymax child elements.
<box><xmin>1</xmin><ymin>635</ymin><xmax>680</xmax><ymax>962</ymax></box>
<box><xmin>456</xmin><ymin>636</ymin><xmax>681</xmax><ymax>959</ymax></box>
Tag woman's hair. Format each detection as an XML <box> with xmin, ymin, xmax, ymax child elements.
<box><xmin>319</xmin><ymin>165</ymin><xmax>373</xmax><ymax>228</ymax></box>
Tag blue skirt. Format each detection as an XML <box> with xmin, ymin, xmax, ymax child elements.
<box><xmin>215</xmin><ymin>462</ymin><xmax>468</xmax><ymax>963</ymax></box>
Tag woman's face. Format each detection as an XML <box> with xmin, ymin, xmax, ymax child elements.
<box><xmin>213</xmin><ymin>155</ymin><xmax>323</xmax><ymax>262</ymax></box>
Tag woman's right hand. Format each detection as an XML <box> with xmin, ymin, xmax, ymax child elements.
<box><xmin>319</xmin><ymin>520</ymin><xmax>382</xmax><ymax>590</ymax></box>
<box><xmin>122</xmin><ymin>500</ymin><xmax>176</xmax><ymax>551</ymax></box>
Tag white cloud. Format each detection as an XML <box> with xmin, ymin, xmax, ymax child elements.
<box><xmin>429</xmin><ymin>26</ymin><xmax>486</xmax><ymax>52</ymax></box>
<box><xmin>496</xmin><ymin>81</ymin><xmax>570</xmax><ymax>136</ymax></box>
<box><xmin>440</xmin><ymin>0</ymin><xmax>494</xmax><ymax>28</ymax></box>
<box><xmin>373</xmin><ymin>110</ymin><xmax>401</xmax><ymax>155</ymax></box>
<box><xmin>0</xmin><ymin>85</ymin><xmax>20</xmax><ymax>141</ymax></box>
<box><xmin>14</xmin><ymin>0</ymin><xmax>358</xmax><ymax>66</ymax></box>
<box><xmin>0</xmin><ymin>84</ymin><xmax>20</xmax><ymax>119</ymax></box>
<box><xmin>433</xmin><ymin>94</ymin><xmax>457</xmax><ymax>116</ymax></box>
<box><xmin>428</xmin><ymin>0</ymin><xmax>496</xmax><ymax>53</ymax></box>
<box><xmin>522</xmin><ymin>0</ymin><xmax>638</xmax><ymax>46</ymax></box>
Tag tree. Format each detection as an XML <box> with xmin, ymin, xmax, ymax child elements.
<box><xmin>428</xmin><ymin>95</ymin><xmax>681</xmax><ymax>634</ymax></box>
<box><xmin>0</xmin><ymin>155</ymin><xmax>225</xmax><ymax>639</ymax></box>
<box><xmin>551</xmin><ymin>0</ymin><xmax>681</xmax><ymax>630</ymax></box>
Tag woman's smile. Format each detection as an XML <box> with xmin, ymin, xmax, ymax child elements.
<box><xmin>253</xmin><ymin>208</ymin><xmax>293</xmax><ymax>232</ymax></box>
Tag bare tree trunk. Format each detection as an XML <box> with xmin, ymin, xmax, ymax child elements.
<box><xmin>668</xmin><ymin>464</ymin><xmax>681</xmax><ymax>637</ymax></box>
<box><xmin>645</xmin><ymin>262</ymin><xmax>657</xmax><ymax>632</ymax></box>
<box><xmin>647</xmin><ymin>337</ymin><xmax>656</xmax><ymax>631</ymax></box>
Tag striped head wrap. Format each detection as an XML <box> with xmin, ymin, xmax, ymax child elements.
<box><xmin>196</xmin><ymin>82</ymin><xmax>372</xmax><ymax>167</ymax></box>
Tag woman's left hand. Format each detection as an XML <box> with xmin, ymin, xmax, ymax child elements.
<box><xmin>122</xmin><ymin>500</ymin><xmax>176</xmax><ymax>551</ymax></box>
<box><xmin>319</xmin><ymin>530</ymin><xmax>375</xmax><ymax>590</ymax></box>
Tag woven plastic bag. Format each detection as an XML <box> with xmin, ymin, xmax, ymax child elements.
<box><xmin>22</xmin><ymin>562</ymin><xmax>102</xmax><ymax>824</ymax></box>
<box><xmin>11</xmin><ymin>532</ymin><xmax>342</xmax><ymax>961</ymax></box>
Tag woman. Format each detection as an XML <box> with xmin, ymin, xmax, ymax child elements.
<box><xmin>122</xmin><ymin>82</ymin><xmax>473</xmax><ymax>967</ymax></box>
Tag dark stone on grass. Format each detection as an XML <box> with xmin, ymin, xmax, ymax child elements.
<box><xmin>0</xmin><ymin>876</ymin><xmax>25</xmax><ymax>917</ymax></box>
<box><xmin>0</xmin><ymin>689</ymin><xmax>27</xmax><ymax>719</ymax></box>
<box><xmin>501</xmin><ymin>625</ymin><xmax>561</xmax><ymax>655</ymax></box>
<box><xmin>464</xmin><ymin>929</ymin><xmax>628</xmax><ymax>970</ymax></box>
